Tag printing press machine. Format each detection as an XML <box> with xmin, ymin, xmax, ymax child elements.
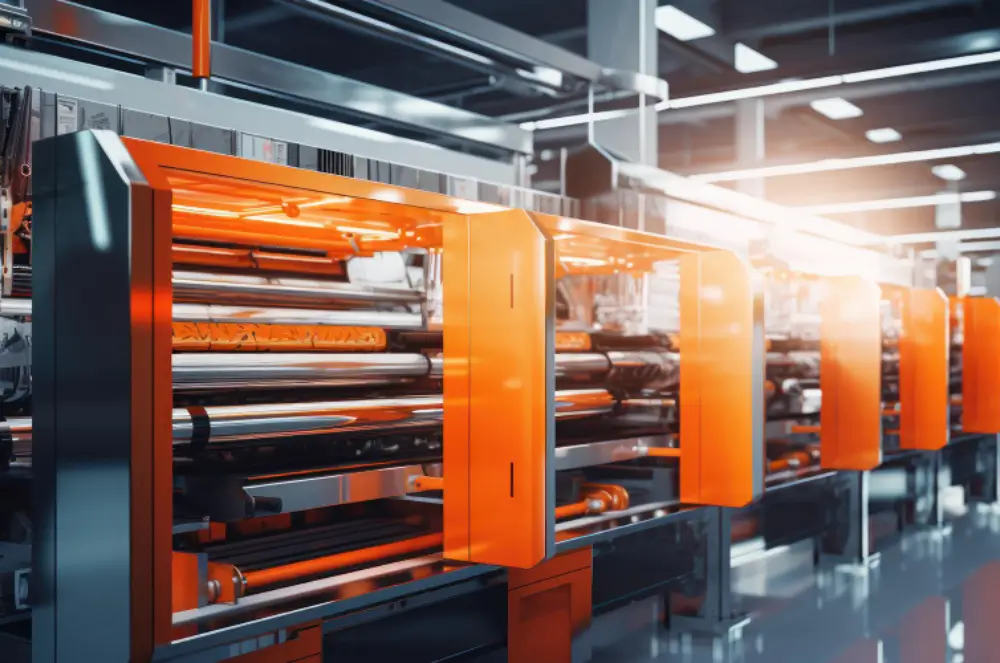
<box><xmin>0</xmin><ymin>87</ymin><xmax>998</xmax><ymax>662</ymax></box>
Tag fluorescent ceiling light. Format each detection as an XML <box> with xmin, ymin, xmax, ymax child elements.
<box><xmin>810</xmin><ymin>97</ymin><xmax>863</xmax><ymax>120</ymax></box>
<box><xmin>797</xmin><ymin>190</ymin><xmax>995</xmax><ymax>215</ymax></box>
<box><xmin>655</xmin><ymin>5</ymin><xmax>715</xmax><ymax>41</ymax></box>
<box><xmin>692</xmin><ymin>140</ymin><xmax>1000</xmax><ymax>182</ymax></box>
<box><xmin>734</xmin><ymin>43</ymin><xmax>778</xmax><ymax>73</ymax></box>
<box><xmin>523</xmin><ymin>48</ymin><xmax>1000</xmax><ymax>132</ymax></box>
<box><xmin>892</xmin><ymin>227</ymin><xmax>1000</xmax><ymax>244</ymax></box>
<box><xmin>865</xmin><ymin>128</ymin><xmax>902</xmax><ymax>144</ymax></box>
<box><xmin>931</xmin><ymin>164</ymin><xmax>966</xmax><ymax>181</ymax></box>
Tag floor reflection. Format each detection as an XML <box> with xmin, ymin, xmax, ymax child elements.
<box><xmin>590</xmin><ymin>506</ymin><xmax>1000</xmax><ymax>663</ymax></box>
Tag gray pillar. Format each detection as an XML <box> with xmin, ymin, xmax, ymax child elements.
<box><xmin>735</xmin><ymin>98</ymin><xmax>766</xmax><ymax>198</ymax></box>
<box><xmin>587</xmin><ymin>0</ymin><xmax>658</xmax><ymax>166</ymax></box>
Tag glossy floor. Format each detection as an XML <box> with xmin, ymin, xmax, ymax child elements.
<box><xmin>590</xmin><ymin>507</ymin><xmax>1000</xmax><ymax>663</ymax></box>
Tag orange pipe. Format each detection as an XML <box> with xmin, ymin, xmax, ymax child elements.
<box><xmin>410</xmin><ymin>476</ymin><xmax>444</xmax><ymax>491</ymax></box>
<box><xmin>554</xmin><ymin>501</ymin><xmax>591</xmax><ymax>520</ymax></box>
<box><xmin>645</xmin><ymin>447</ymin><xmax>681</xmax><ymax>458</ymax></box>
<box><xmin>193</xmin><ymin>0</ymin><xmax>211</xmax><ymax>81</ymax></box>
<box><xmin>791</xmin><ymin>425</ymin><xmax>821</xmax><ymax>434</ymax></box>
<box><xmin>242</xmin><ymin>533</ymin><xmax>442</xmax><ymax>592</ymax></box>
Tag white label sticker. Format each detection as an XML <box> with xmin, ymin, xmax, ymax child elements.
<box><xmin>240</xmin><ymin>134</ymin><xmax>288</xmax><ymax>165</ymax></box>
<box><xmin>56</xmin><ymin>98</ymin><xmax>78</xmax><ymax>135</ymax></box>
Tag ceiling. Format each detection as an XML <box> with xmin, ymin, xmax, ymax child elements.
<box><xmin>68</xmin><ymin>0</ymin><xmax>1000</xmax><ymax>236</ymax></box>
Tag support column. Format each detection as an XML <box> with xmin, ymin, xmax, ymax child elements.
<box><xmin>823</xmin><ymin>471</ymin><xmax>878</xmax><ymax>568</ymax></box>
<box><xmin>508</xmin><ymin>547</ymin><xmax>593</xmax><ymax>663</ymax></box>
<box><xmin>670</xmin><ymin>508</ymin><xmax>740</xmax><ymax>634</ymax></box>
<box><xmin>587</xmin><ymin>0</ymin><xmax>658</xmax><ymax>166</ymax></box>
<box><xmin>735</xmin><ymin>98</ymin><xmax>766</xmax><ymax>199</ymax></box>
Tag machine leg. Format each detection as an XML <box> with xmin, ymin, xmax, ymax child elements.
<box><xmin>220</xmin><ymin>622</ymin><xmax>323</xmax><ymax>663</ymax></box>
<box><xmin>823</xmin><ymin>471</ymin><xmax>879</xmax><ymax>569</ymax></box>
<box><xmin>670</xmin><ymin>508</ymin><xmax>746</xmax><ymax>636</ymax></box>
<box><xmin>507</xmin><ymin>547</ymin><xmax>593</xmax><ymax>663</ymax></box>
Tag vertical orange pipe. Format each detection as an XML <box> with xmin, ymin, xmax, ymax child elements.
<box><xmin>192</xmin><ymin>0</ymin><xmax>211</xmax><ymax>83</ymax></box>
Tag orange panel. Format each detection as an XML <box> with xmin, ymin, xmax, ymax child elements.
<box><xmin>899</xmin><ymin>289</ymin><xmax>950</xmax><ymax>450</ymax></box>
<box><xmin>679</xmin><ymin>250</ymin><xmax>763</xmax><ymax>507</ymax></box>
<box><xmin>508</xmin><ymin>548</ymin><xmax>592</xmax><ymax>663</ymax></box>
<box><xmin>171</xmin><ymin>552</ymin><xmax>201</xmax><ymax>613</ymax></box>
<box><xmin>963</xmin><ymin>297</ymin><xmax>1000</xmax><ymax>433</ymax></box>
<box><xmin>444</xmin><ymin>210</ymin><xmax>553</xmax><ymax>569</ymax></box>
<box><xmin>820</xmin><ymin>276</ymin><xmax>883</xmax><ymax>470</ymax></box>
<box><xmin>442</xmin><ymin>213</ymin><xmax>472</xmax><ymax>563</ymax></box>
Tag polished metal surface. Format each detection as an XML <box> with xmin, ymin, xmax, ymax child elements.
<box><xmin>428</xmin><ymin>352</ymin><xmax>611</xmax><ymax>379</ymax></box>
<box><xmin>554</xmin><ymin>435</ymin><xmax>671</xmax><ymax>471</ymax></box>
<box><xmin>172</xmin><ymin>271</ymin><xmax>424</xmax><ymax>308</ymax></box>
<box><xmin>242</xmin><ymin>462</ymin><xmax>441</xmax><ymax>514</ymax></box>
<box><xmin>553</xmin><ymin>389</ymin><xmax>617</xmax><ymax>419</ymax></box>
<box><xmin>21</xmin><ymin>1</ymin><xmax>533</xmax><ymax>155</ymax></box>
<box><xmin>171</xmin><ymin>395</ymin><xmax>444</xmax><ymax>445</ymax></box>
<box><xmin>171</xmin><ymin>353</ymin><xmax>432</xmax><ymax>390</ymax></box>
<box><xmin>0</xmin><ymin>44</ymin><xmax>517</xmax><ymax>185</ymax></box>
<box><xmin>582</xmin><ymin>510</ymin><xmax>1000</xmax><ymax>663</ymax></box>
<box><xmin>0</xmin><ymin>298</ymin><xmax>30</xmax><ymax>317</ymax></box>
<box><xmin>13</xmin><ymin>387</ymin><xmax>625</xmax><ymax>446</ymax></box>
<box><xmin>172</xmin><ymin>387</ymin><xmax>613</xmax><ymax>443</ymax></box>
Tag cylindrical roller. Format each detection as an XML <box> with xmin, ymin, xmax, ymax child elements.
<box><xmin>172</xmin><ymin>388</ymin><xmax>617</xmax><ymax>445</ymax></box>
<box><xmin>607</xmin><ymin>350</ymin><xmax>679</xmax><ymax>370</ymax></box>
<box><xmin>554</xmin><ymin>389</ymin><xmax>615</xmax><ymax>419</ymax></box>
<box><xmin>0</xmin><ymin>298</ymin><xmax>30</xmax><ymax>317</ymax></box>
<box><xmin>1</xmin><ymin>417</ymin><xmax>31</xmax><ymax>443</ymax></box>
<box><xmin>428</xmin><ymin>354</ymin><xmax>612</xmax><ymax>380</ymax></box>
<box><xmin>0</xmin><ymin>299</ymin><xmax>423</xmax><ymax>329</ymax></box>
<box><xmin>172</xmin><ymin>353</ymin><xmax>431</xmax><ymax>390</ymax></box>
<box><xmin>10</xmin><ymin>388</ymin><xmax>624</xmax><ymax>447</ymax></box>
<box><xmin>172</xmin><ymin>396</ymin><xmax>444</xmax><ymax>445</ymax></box>
<box><xmin>173</xmin><ymin>271</ymin><xmax>423</xmax><ymax>308</ymax></box>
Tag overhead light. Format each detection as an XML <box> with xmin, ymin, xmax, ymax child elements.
<box><xmin>655</xmin><ymin>5</ymin><xmax>715</xmax><ymax>41</ymax></box>
<box><xmin>810</xmin><ymin>97</ymin><xmax>863</xmax><ymax>120</ymax></box>
<box><xmin>932</xmin><ymin>164</ymin><xmax>967</xmax><ymax>181</ymax></box>
<box><xmin>842</xmin><ymin>50</ymin><xmax>1000</xmax><ymax>83</ymax></box>
<box><xmin>734</xmin><ymin>43</ymin><xmax>778</xmax><ymax>73</ymax></box>
<box><xmin>524</xmin><ymin>49</ymin><xmax>1000</xmax><ymax>131</ymax></box>
<box><xmin>865</xmin><ymin>128</ymin><xmax>902</xmax><ymax>144</ymax></box>
<box><xmin>892</xmin><ymin>227</ymin><xmax>1000</xmax><ymax>244</ymax></box>
<box><xmin>692</xmin><ymin>140</ymin><xmax>1000</xmax><ymax>182</ymax></box>
<box><xmin>797</xmin><ymin>190</ymin><xmax>995</xmax><ymax>215</ymax></box>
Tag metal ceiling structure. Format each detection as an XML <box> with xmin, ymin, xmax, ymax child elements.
<box><xmin>23</xmin><ymin>0</ymin><xmax>1000</xmax><ymax>237</ymax></box>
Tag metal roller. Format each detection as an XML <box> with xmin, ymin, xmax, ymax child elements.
<box><xmin>0</xmin><ymin>298</ymin><xmax>422</xmax><ymax>329</ymax></box>
<box><xmin>428</xmin><ymin>353</ymin><xmax>612</xmax><ymax>379</ymax></box>
<box><xmin>171</xmin><ymin>388</ymin><xmax>616</xmax><ymax>445</ymax></box>
<box><xmin>10</xmin><ymin>388</ymin><xmax>654</xmax><ymax>447</ymax></box>
<box><xmin>172</xmin><ymin>353</ymin><xmax>432</xmax><ymax>390</ymax></box>
<box><xmin>173</xmin><ymin>271</ymin><xmax>424</xmax><ymax>309</ymax></box>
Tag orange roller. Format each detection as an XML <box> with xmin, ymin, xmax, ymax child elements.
<box><xmin>240</xmin><ymin>533</ymin><xmax>443</xmax><ymax>594</ymax></box>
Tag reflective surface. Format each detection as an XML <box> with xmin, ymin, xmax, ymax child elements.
<box><xmin>588</xmin><ymin>507</ymin><xmax>1000</xmax><ymax>663</ymax></box>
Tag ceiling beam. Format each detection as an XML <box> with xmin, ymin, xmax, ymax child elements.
<box><xmin>723</xmin><ymin>0</ymin><xmax>979</xmax><ymax>41</ymax></box>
